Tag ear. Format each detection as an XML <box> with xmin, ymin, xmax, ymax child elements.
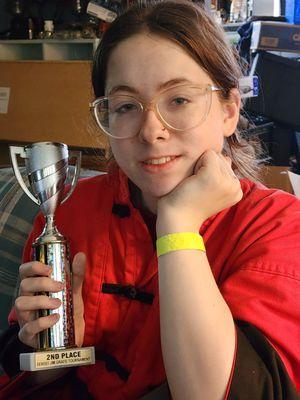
<box><xmin>221</xmin><ymin>88</ymin><xmax>241</xmax><ymax>138</ymax></box>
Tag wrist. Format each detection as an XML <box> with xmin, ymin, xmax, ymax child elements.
<box><xmin>156</xmin><ymin>206</ymin><xmax>204</xmax><ymax>237</ymax></box>
<box><xmin>156</xmin><ymin>221</ymin><xmax>200</xmax><ymax>237</ymax></box>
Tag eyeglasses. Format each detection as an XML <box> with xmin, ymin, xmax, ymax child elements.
<box><xmin>89</xmin><ymin>84</ymin><xmax>221</xmax><ymax>139</ymax></box>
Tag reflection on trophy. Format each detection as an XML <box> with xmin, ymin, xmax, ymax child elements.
<box><xmin>10</xmin><ymin>142</ymin><xmax>95</xmax><ymax>371</ymax></box>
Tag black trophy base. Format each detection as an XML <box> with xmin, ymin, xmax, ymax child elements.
<box><xmin>20</xmin><ymin>346</ymin><xmax>95</xmax><ymax>371</ymax></box>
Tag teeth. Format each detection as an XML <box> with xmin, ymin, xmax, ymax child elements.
<box><xmin>144</xmin><ymin>156</ymin><xmax>176</xmax><ymax>165</ymax></box>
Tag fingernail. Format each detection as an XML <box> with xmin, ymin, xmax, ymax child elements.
<box><xmin>55</xmin><ymin>281</ymin><xmax>64</xmax><ymax>290</ymax></box>
<box><xmin>51</xmin><ymin>298</ymin><xmax>61</xmax><ymax>306</ymax></box>
<box><xmin>46</xmin><ymin>266</ymin><xmax>52</xmax><ymax>275</ymax></box>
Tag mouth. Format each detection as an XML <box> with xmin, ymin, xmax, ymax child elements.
<box><xmin>140</xmin><ymin>155</ymin><xmax>180</xmax><ymax>171</ymax></box>
<box><xmin>143</xmin><ymin>156</ymin><xmax>178</xmax><ymax>165</ymax></box>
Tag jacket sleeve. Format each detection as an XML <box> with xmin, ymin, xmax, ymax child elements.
<box><xmin>227</xmin><ymin>321</ymin><xmax>300</xmax><ymax>399</ymax></box>
<box><xmin>0</xmin><ymin>324</ymin><xmax>33</xmax><ymax>377</ymax></box>
<box><xmin>0</xmin><ymin>214</ymin><xmax>45</xmax><ymax>377</ymax></box>
<box><xmin>7</xmin><ymin>213</ymin><xmax>45</xmax><ymax>326</ymax></box>
<box><xmin>217</xmin><ymin>187</ymin><xmax>300</xmax><ymax>398</ymax></box>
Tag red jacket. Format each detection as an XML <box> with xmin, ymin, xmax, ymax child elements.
<box><xmin>10</xmin><ymin>166</ymin><xmax>300</xmax><ymax>399</ymax></box>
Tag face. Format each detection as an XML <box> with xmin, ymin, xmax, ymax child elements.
<box><xmin>105</xmin><ymin>33</ymin><xmax>240</xmax><ymax>210</ymax></box>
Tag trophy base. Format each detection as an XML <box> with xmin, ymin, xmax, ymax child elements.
<box><xmin>20</xmin><ymin>346</ymin><xmax>95</xmax><ymax>371</ymax></box>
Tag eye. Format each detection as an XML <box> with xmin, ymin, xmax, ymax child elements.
<box><xmin>171</xmin><ymin>97</ymin><xmax>189</xmax><ymax>106</ymax></box>
<box><xmin>114</xmin><ymin>103</ymin><xmax>138</xmax><ymax>114</ymax></box>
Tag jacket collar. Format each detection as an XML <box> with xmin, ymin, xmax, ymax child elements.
<box><xmin>107</xmin><ymin>161</ymin><xmax>131</xmax><ymax>204</ymax></box>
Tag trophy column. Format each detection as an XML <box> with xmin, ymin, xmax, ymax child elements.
<box><xmin>10</xmin><ymin>142</ymin><xmax>95</xmax><ymax>371</ymax></box>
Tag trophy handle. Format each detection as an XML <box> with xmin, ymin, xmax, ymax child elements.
<box><xmin>61</xmin><ymin>150</ymin><xmax>82</xmax><ymax>204</ymax></box>
<box><xmin>9</xmin><ymin>146</ymin><xmax>40</xmax><ymax>205</ymax></box>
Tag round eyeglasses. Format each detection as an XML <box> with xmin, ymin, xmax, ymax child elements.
<box><xmin>89</xmin><ymin>84</ymin><xmax>221</xmax><ymax>139</ymax></box>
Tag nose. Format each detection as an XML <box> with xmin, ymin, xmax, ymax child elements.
<box><xmin>138</xmin><ymin>109</ymin><xmax>169</xmax><ymax>144</ymax></box>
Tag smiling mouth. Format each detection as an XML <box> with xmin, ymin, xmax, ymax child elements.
<box><xmin>142</xmin><ymin>156</ymin><xmax>178</xmax><ymax>165</ymax></box>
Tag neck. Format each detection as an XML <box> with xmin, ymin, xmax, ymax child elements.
<box><xmin>142</xmin><ymin>193</ymin><xmax>158</xmax><ymax>214</ymax></box>
<box><xmin>129</xmin><ymin>180</ymin><xmax>158</xmax><ymax>214</ymax></box>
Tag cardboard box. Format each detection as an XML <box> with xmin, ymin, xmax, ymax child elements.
<box><xmin>0</xmin><ymin>61</ymin><xmax>107</xmax><ymax>149</ymax></box>
<box><xmin>251</xmin><ymin>21</ymin><xmax>300</xmax><ymax>53</ymax></box>
<box><xmin>260</xmin><ymin>166</ymin><xmax>293</xmax><ymax>193</ymax></box>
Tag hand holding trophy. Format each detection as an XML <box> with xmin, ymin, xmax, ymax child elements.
<box><xmin>10</xmin><ymin>142</ymin><xmax>95</xmax><ymax>371</ymax></box>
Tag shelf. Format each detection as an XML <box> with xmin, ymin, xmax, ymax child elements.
<box><xmin>0</xmin><ymin>28</ymin><xmax>240</xmax><ymax>61</ymax></box>
<box><xmin>0</xmin><ymin>39</ymin><xmax>100</xmax><ymax>61</ymax></box>
<box><xmin>223</xmin><ymin>22</ymin><xmax>244</xmax><ymax>32</ymax></box>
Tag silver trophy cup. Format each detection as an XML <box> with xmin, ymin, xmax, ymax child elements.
<box><xmin>10</xmin><ymin>142</ymin><xmax>95</xmax><ymax>371</ymax></box>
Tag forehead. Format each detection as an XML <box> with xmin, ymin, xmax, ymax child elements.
<box><xmin>105</xmin><ymin>33</ymin><xmax>211</xmax><ymax>95</ymax></box>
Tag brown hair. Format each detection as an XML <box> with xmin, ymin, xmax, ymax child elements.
<box><xmin>92</xmin><ymin>0</ymin><xmax>262</xmax><ymax>181</ymax></box>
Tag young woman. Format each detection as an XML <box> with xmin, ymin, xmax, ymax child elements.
<box><xmin>1</xmin><ymin>1</ymin><xmax>300</xmax><ymax>399</ymax></box>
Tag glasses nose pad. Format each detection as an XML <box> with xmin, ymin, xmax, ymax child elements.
<box><xmin>143</xmin><ymin>103</ymin><xmax>155</xmax><ymax>113</ymax></box>
<box><xmin>141</xmin><ymin>103</ymin><xmax>164</xmax><ymax>126</ymax></box>
<box><xmin>138</xmin><ymin>106</ymin><xmax>168</xmax><ymax>140</ymax></box>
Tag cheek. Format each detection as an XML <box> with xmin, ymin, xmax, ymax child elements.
<box><xmin>200</xmin><ymin>100</ymin><xmax>228</xmax><ymax>151</ymax></box>
<box><xmin>109</xmin><ymin>140</ymin><xmax>136</xmax><ymax>171</ymax></box>
<box><xmin>110</xmin><ymin>140</ymin><xmax>128</xmax><ymax>159</ymax></box>
<box><xmin>187</xmin><ymin>121</ymin><xmax>225</xmax><ymax>156</ymax></box>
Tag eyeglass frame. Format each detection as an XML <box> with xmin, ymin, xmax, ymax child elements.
<box><xmin>89</xmin><ymin>83</ymin><xmax>222</xmax><ymax>139</ymax></box>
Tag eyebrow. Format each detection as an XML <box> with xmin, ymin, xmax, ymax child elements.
<box><xmin>107</xmin><ymin>78</ymin><xmax>194</xmax><ymax>96</ymax></box>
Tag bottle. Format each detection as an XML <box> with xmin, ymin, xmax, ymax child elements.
<box><xmin>9</xmin><ymin>0</ymin><xmax>28</xmax><ymax>39</ymax></box>
<box><xmin>247</xmin><ymin>0</ymin><xmax>253</xmax><ymax>19</ymax></box>
<box><xmin>28</xmin><ymin>18</ymin><xmax>34</xmax><ymax>40</ymax></box>
<box><xmin>230</xmin><ymin>0</ymin><xmax>247</xmax><ymax>22</ymax></box>
<box><xmin>44</xmin><ymin>20</ymin><xmax>54</xmax><ymax>39</ymax></box>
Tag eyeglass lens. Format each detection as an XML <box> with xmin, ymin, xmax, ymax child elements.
<box><xmin>95</xmin><ymin>86</ymin><xmax>211</xmax><ymax>138</ymax></box>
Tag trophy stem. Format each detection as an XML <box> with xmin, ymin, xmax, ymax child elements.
<box><xmin>45</xmin><ymin>215</ymin><xmax>57</xmax><ymax>236</ymax></box>
<box><xmin>37</xmin><ymin>215</ymin><xmax>65</xmax><ymax>245</ymax></box>
<box><xmin>34</xmin><ymin>240</ymin><xmax>75</xmax><ymax>351</ymax></box>
<box><xmin>46</xmin><ymin>214</ymin><xmax>55</xmax><ymax>230</ymax></box>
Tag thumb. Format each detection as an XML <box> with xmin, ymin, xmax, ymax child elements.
<box><xmin>72</xmin><ymin>252</ymin><xmax>86</xmax><ymax>347</ymax></box>
<box><xmin>72</xmin><ymin>252</ymin><xmax>86</xmax><ymax>295</ymax></box>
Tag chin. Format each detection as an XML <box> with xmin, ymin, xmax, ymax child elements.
<box><xmin>140</xmin><ymin>179</ymin><xmax>181</xmax><ymax>199</ymax></box>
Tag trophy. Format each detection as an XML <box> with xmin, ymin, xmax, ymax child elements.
<box><xmin>10</xmin><ymin>142</ymin><xmax>95</xmax><ymax>371</ymax></box>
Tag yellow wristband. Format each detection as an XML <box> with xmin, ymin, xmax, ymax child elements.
<box><xmin>156</xmin><ymin>232</ymin><xmax>206</xmax><ymax>257</ymax></box>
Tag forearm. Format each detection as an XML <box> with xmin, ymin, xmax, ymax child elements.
<box><xmin>158</xmin><ymin>248</ymin><xmax>235</xmax><ymax>400</ymax></box>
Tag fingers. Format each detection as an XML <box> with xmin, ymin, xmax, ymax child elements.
<box><xmin>19</xmin><ymin>276</ymin><xmax>64</xmax><ymax>296</ymax></box>
<box><xmin>15</xmin><ymin>295</ymin><xmax>61</xmax><ymax>313</ymax></box>
<box><xmin>17</xmin><ymin>260</ymin><xmax>63</xmax><ymax>346</ymax></box>
<box><xmin>15</xmin><ymin>294</ymin><xmax>61</xmax><ymax>331</ymax></box>
<box><xmin>194</xmin><ymin>150</ymin><xmax>235</xmax><ymax>177</ymax></box>
<box><xmin>18</xmin><ymin>313</ymin><xmax>60</xmax><ymax>348</ymax></box>
<box><xmin>205</xmin><ymin>151</ymin><xmax>237</xmax><ymax>177</ymax></box>
<box><xmin>217</xmin><ymin>154</ymin><xmax>243</xmax><ymax>202</ymax></box>
<box><xmin>222</xmin><ymin>155</ymin><xmax>233</xmax><ymax>168</ymax></box>
<box><xmin>16</xmin><ymin>254</ymin><xmax>87</xmax><ymax>348</ymax></box>
<box><xmin>193</xmin><ymin>150</ymin><xmax>218</xmax><ymax>174</ymax></box>
<box><xmin>194</xmin><ymin>151</ymin><xmax>241</xmax><ymax>203</ymax></box>
<box><xmin>218</xmin><ymin>154</ymin><xmax>237</xmax><ymax>178</ymax></box>
<box><xmin>19</xmin><ymin>261</ymin><xmax>52</xmax><ymax>280</ymax></box>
